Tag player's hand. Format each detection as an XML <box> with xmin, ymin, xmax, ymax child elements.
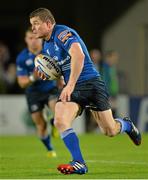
<box><xmin>59</xmin><ymin>84</ymin><xmax>75</xmax><ymax>102</ymax></box>
<box><xmin>32</xmin><ymin>68</ymin><xmax>40</xmax><ymax>80</ymax></box>
<box><xmin>34</xmin><ymin>67</ymin><xmax>47</xmax><ymax>80</ymax></box>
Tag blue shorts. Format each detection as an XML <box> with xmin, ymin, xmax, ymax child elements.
<box><xmin>58</xmin><ymin>77</ymin><xmax>111</xmax><ymax>113</ymax></box>
<box><xmin>26</xmin><ymin>87</ymin><xmax>59</xmax><ymax>113</ymax></box>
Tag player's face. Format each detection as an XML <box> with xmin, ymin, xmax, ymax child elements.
<box><xmin>25</xmin><ymin>31</ymin><xmax>42</xmax><ymax>50</ymax></box>
<box><xmin>30</xmin><ymin>16</ymin><xmax>51</xmax><ymax>39</ymax></box>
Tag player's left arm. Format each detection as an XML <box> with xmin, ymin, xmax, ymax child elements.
<box><xmin>59</xmin><ymin>42</ymin><xmax>85</xmax><ymax>102</ymax></box>
<box><xmin>68</xmin><ymin>42</ymin><xmax>84</xmax><ymax>86</ymax></box>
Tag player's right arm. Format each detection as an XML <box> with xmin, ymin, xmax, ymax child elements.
<box><xmin>18</xmin><ymin>69</ymin><xmax>38</xmax><ymax>88</ymax></box>
<box><xmin>16</xmin><ymin>55</ymin><xmax>36</xmax><ymax>88</ymax></box>
<box><xmin>17</xmin><ymin>75</ymin><xmax>33</xmax><ymax>88</ymax></box>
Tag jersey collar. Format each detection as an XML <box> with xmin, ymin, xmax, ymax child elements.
<box><xmin>49</xmin><ymin>24</ymin><xmax>57</xmax><ymax>41</ymax></box>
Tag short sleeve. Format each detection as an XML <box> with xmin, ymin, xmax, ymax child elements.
<box><xmin>16</xmin><ymin>55</ymin><xmax>28</xmax><ymax>76</ymax></box>
<box><xmin>57</xmin><ymin>30</ymin><xmax>79</xmax><ymax>52</ymax></box>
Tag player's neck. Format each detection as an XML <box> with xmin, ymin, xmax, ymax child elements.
<box><xmin>29</xmin><ymin>47</ymin><xmax>42</xmax><ymax>55</ymax></box>
<box><xmin>44</xmin><ymin>24</ymin><xmax>55</xmax><ymax>41</ymax></box>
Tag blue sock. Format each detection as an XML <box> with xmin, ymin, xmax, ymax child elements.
<box><xmin>61</xmin><ymin>128</ymin><xmax>85</xmax><ymax>163</ymax></box>
<box><xmin>115</xmin><ymin>118</ymin><xmax>132</xmax><ymax>133</ymax></box>
<box><xmin>40</xmin><ymin>135</ymin><xmax>53</xmax><ymax>151</ymax></box>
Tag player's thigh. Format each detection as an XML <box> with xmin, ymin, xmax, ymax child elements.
<box><xmin>48</xmin><ymin>98</ymin><xmax>57</xmax><ymax>113</ymax></box>
<box><xmin>54</xmin><ymin>102</ymin><xmax>79</xmax><ymax>128</ymax></box>
<box><xmin>47</xmin><ymin>87</ymin><xmax>59</xmax><ymax>113</ymax></box>
<box><xmin>92</xmin><ymin>109</ymin><xmax>116</xmax><ymax>130</ymax></box>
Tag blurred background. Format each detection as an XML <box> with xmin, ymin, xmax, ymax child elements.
<box><xmin>0</xmin><ymin>0</ymin><xmax>148</xmax><ymax>135</ymax></box>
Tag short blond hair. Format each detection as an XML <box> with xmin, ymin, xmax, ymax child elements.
<box><xmin>29</xmin><ymin>8</ymin><xmax>56</xmax><ymax>24</ymax></box>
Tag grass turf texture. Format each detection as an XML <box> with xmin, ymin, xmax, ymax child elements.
<box><xmin>0</xmin><ymin>134</ymin><xmax>148</xmax><ymax>179</ymax></box>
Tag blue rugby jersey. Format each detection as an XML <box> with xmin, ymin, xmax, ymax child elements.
<box><xmin>43</xmin><ymin>24</ymin><xmax>100</xmax><ymax>84</ymax></box>
<box><xmin>16</xmin><ymin>48</ymin><xmax>56</xmax><ymax>93</ymax></box>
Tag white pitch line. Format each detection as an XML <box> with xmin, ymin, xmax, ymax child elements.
<box><xmin>87</xmin><ymin>159</ymin><xmax>148</xmax><ymax>165</ymax></box>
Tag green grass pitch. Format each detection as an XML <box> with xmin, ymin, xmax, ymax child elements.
<box><xmin>0</xmin><ymin>133</ymin><xmax>148</xmax><ymax>179</ymax></box>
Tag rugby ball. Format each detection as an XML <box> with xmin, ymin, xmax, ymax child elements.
<box><xmin>34</xmin><ymin>54</ymin><xmax>61</xmax><ymax>80</ymax></box>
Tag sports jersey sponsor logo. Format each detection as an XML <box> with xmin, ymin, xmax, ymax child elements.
<box><xmin>64</xmin><ymin>37</ymin><xmax>74</xmax><ymax>45</ymax></box>
<box><xmin>58</xmin><ymin>30</ymin><xmax>72</xmax><ymax>43</ymax></box>
<box><xmin>43</xmin><ymin>56</ymin><xmax>60</xmax><ymax>74</ymax></box>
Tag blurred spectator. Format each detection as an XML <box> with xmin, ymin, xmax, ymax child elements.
<box><xmin>118</xmin><ymin>70</ymin><xmax>129</xmax><ymax>94</ymax></box>
<box><xmin>85</xmin><ymin>48</ymin><xmax>102</xmax><ymax>132</ymax></box>
<box><xmin>0</xmin><ymin>42</ymin><xmax>23</xmax><ymax>94</ymax></box>
<box><xmin>4</xmin><ymin>63</ymin><xmax>23</xmax><ymax>94</ymax></box>
<box><xmin>0</xmin><ymin>42</ymin><xmax>10</xmax><ymax>93</ymax></box>
<box><xmin>101</xmin><ymin>50</ymin><xmax>119</xmax><ymax>117</ymax></box>
<box><xmin>0</xmin><ymin>42</ymin><xmax>10</xmax><ymax>64</ymax></box>
<box><xmin>89</xmin><ymin>48</ymin><xmax>102</xmax><ymax>71</ymax></box>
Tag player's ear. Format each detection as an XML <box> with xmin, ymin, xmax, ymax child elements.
<box><xmin>46</xmin><ymin>20</ymin><xmax>52</xmax><ymax>28</ymax></box>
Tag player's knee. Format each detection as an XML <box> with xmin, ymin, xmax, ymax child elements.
<box><xmin>54</xmin><ymin>117</ymin><xmax>68</xmax><ymax>131</ymax></box>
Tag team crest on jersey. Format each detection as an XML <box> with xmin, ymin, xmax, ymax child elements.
<box><xmin>58</xmin><ymin>30</ymin><xmax>72</xmax><ymax>43</ymax></box>
<box><xmin>26</xmin><ymin>59</ymin><xmax>33</xmax><ymax>66</ymax></box>
<box><xmin>54</xmin><ymin>42</ymin><xmax>59</xmax><ymax>51</ymax></box>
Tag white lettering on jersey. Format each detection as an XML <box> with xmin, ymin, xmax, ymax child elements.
<box><xmin>46</xmin><ymin>49</ymin><xmax>50</xmax><ymax>56</ymax></box>
<box><xmin>54</xmin><ymin>42</ymin><xmax>59</xmax><ymax>51</ymax></box>
<box><xmin>58</xmin><ymin>56</ymin><xmax>70</xmax><ymax>65</ymax></box>
<box><xmin>53</xmin><ymin>56</ymin><xmax>59</xmax><ymax>61</ymax></box>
